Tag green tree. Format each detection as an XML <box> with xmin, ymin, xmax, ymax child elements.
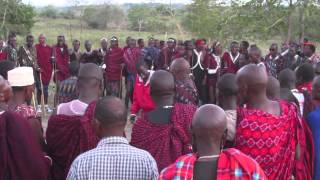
<box><xmin>39</xmin><ymin>5</ymin><xmax>58</xmax><ymax>19</ymax></box>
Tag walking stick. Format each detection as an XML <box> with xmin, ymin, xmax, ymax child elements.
<box><xmin>119</xmin><ymin>67</ymin><xmax>124</xmax><ymax>99</ymax></box>
<box><xmin>39</xmin><ymin>72</ymin><xmax>46</xmax><ymax>117</ymax></box>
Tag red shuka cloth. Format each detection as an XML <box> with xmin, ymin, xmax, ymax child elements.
<box><xmin>235</xmin><ymin>100</ymin><xmax>313</xmax><ymax>179</ymax></box>
<box><xmin>36</xmin><ymin>44</ymin><xmax>53</xmax><ymax>85</ymax></box>
<box><xmin>158</xmin><ymin>148</ymin><xmax>267</xmax><ymax>180</ymax></box>
<box><xmin>54</xmin><ymin>45</ymin><xmax>70</xmax><ymax>81</ymax></box>
<box><xmin>204</xmin><ymin>53</ymin><xmax>219</xmax><ymax>86</ymax></box>
<box><xmin>0</xmin><ymin>111</ymin><xmax>50</xmax><ymax>180</ymax></box>
<box><xmin>0</xmin><ymin>50</ymin><xmax>7</xmax><ymax>61</ymax></box>
<box><xmin>123</xmin><ymin>47</ymin><xmax>140</xmax><ymax>75</ymax></box>
<box><xmin>46</xmin><ymin>102</ymin><xmax>99</xmax><ymax>180</ymax></box>
<box><xmin>105</xmin><ymin>47</ymin><xmax>124</xmax><ymax>81</ymax></box>
<box><xmin>221</xmin><ymin>52</ymin><xmax>238</xmax><ymax>74</ymax></box>
<box><xmin>131</xmin><ymin>103</ymin><xmax>197</xmax><ymax>171</ymax></box>
<box><xmin>158</xmin><ymin>48</ymin><xmax>179</xmax><ymax>69</ymax></box>
<box><xmin>130</xmin><ymin>75</ymin><xmax>155</xmax><ymax>114</ymax></box>
<box><xmin>297</xmin><ymin>81</ymin><xmax>313</xmax><ymax>95</ymax></box>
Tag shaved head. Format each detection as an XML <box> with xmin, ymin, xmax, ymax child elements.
<box><xmin>236</xmin><ymin>64</ymin><xmax>268</xmax><ymax>103</ymax></box>
<box><xmin>192</xmin><ymin>104</ymin><xmax>227</xmax><ymax>148</ymax></box>
<box><xmin>279</xmin><ymin>69</ymin><xmax>296</xmax><ymax>89</ymax></box>
<box><xmin>217</xmin><ymin>73</ymin><xmax>238</xmax><ymax>97</ymax></box>
<box><xmin>170</xmin><ymin>58</ymin><xmax>190</xmax><ymax>80</ymax></box>
<box><xmin>267</xmin><ymin>76</ymin><xmax>280</xmax><ymax>100</ymax></box>
<box><xmin>78</xmin><ymin>63</ymin><xmax>103</xmax><ymax>79</ymax></box>
<box><xmin>150</xmin><ymin>70</ymin><xmax>175</xmax><ymax>98</ymax></box>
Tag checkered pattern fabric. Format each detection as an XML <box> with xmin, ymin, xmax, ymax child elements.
<box><xmin>67</xmin><ymin>136</ymin><xmax>158</xmax><ymax>180</ymax></box>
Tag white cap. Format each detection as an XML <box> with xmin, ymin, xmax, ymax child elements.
<box><xmin>8</xmin><ymin>67</ymin><xmax>34</xmax><ymax>87</ymax></box>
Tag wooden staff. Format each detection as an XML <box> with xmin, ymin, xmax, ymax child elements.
<box><xmin>39</xmin><ymin>72</ymin><xmax>46</xmax><ymax>117</ymax></box>
<box><xmin>119</xmin><ymin>67</ymin><xmax>124</xmax><ymax>99</ymax></box>
<box><xmin>52</xmin><ymin>46</ymin><xmax>59</xmax><ymax>108</ymax></box>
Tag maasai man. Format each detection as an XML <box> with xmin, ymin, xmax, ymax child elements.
<box><xmin>80</xmin><ymin>40</ymin><xmax>101</xmax><ymax>65</ymax></box>
<box><xmin>0</xmin><ymin>60</ymin><xmax>15</xmax><ymax>80</ymax></box>
<box><xmin>137</xmin><ymin>38</ymin><xmax>145</xmax><ymax>49</ymax></box>
<box><xmin>131</xmin><ymin>70</ymin><xmax>197</xmax><ymax>171</ymax></box>
<box><xmin>53</xmin><ymin>35</ymin><xmax>70</xmax><ymax>82</ymax></box>
<box><xmin>282</xmin><ymin>43</ymin><xmax>300</xmax><ymax>70</ymax></box>
<box><xmin>97</xmin><ymin>38</ymin><xmax>108</xmax><ymax>64</ymax></box>
<box><xmin>307</xmin><ymin>76</ymin><xmax>320</xmax><ymax>180</ymax></box>
<box><xmin>123</xmin><ymin>36</ymin><xmax>131</xmax><ymax>52</ymax></box>
<box><xmin>141</xmin><ymin>37</ymin><xmax>159</xmax><ymax>69</ymax></box>
<box><xmin>264</xmin><ymin>43</ymin><xmax>281</xmax><ymax>78</ymax></box>
<box><xmin>248</xmin><ymin>45</ymin><xmax>268</xmax><ymax>72</ymax></box>
<box><xmin>204</xmin><ymin>41</ymin><xmax>222</xmax><ymax>103</ymax></box>
<box><xmin>239</xmin><ymin>40</ymin><xmax>249</xmax><ymax>55</ymax></box>
<box><xmin>191</xmin><ymin>39</ymin><xmax>207</xmax><ymax>104</ymax></box>
<box><xmin>46</xmin><ymin>63</ymin><xmax>103</xmax><ymax>180</ymax></box>
<box><xmin>158</xmin><ymin>38</ymin><xmax>178</xmax><ymax>70</ymax></box>
<box><xmin>105</xmin><ymin>36</ymin><xmax>124</xmax><ymax>97</ymax></box>
<box><xmin>7</xmin><ymin>67</ymin><xmax>46</xmax><ymax>152</ymax></box>
<box><xmin>0</xmin><ymin>39</ymin><xmax>7</xmax><ymax>61</ymax></box>
<box><xmin>159</xmin><ymin>104</ymin><xmax>267</xmax><ymax>180</ymax></box>
<box><xmin>67</xmin><ymin>97</ymin><xmax>158</xmax><ymax>180</ymax></box>
<box><xmin>217</xmin><ymin>73</ymin><xmax>238</xmax><ymax>143</ymax></box>
<box><xmin>0</xmin><ymin>75</ymin><xmax>51</xmax><ymax>180</ymax></box>
<box><xmin>124</xmin><ymin>38</ymin><xmax>141</xmax><ymax>106</ymax></box>
<box><xmin>235</xmin><ymin>64</ymin><xmax>313</xmax><ymax>179</ymax></box>
<box><xmin>18</xmin><ymin>35</ymin><xmax>38</xmax><ymax>68</ymax></box>
<box><xmin>221</xmin><ymin>41</ymin><xmax>240</xmax><ymax>74</ymax></box>
<box><xmin>4</xmin><ymin>33</ymin><xmax>18</xmax><ymax>64</ymax></box>
<box><xmin>303</xmin><ymin>42</ymin><xmax>320</xmax><ymax>64</ymax></box>
<box><xmin>35</xmin><ymin>34</ymin><xmax>53</xmax><ymax>112</ymax></box>
<box><xmin>69</xmin><ymin>39</ymin><xmax>82</xmax><ymax>62</ymax></box>
<box><xmin>266</xmin><ymin>76</ymin><xmax>280</xmax><ymax>100</ymax></box>
<box><xmin>296</xmin><ymin>63</ymin><xmax>315</xmax><ymax>95</ymax></box>
<box><xmin>171</xmin><ymin>58</ymin><xmax>199</xmax><ymax>106</ymax></box>
<box><xmin>58</xmin><ymin>61</ymin><xmax>79</xmax><ymax>104</ymax></box>
<box><xmin>129</xmin><ymin>59</ymin><xmax>155</xmax><ymax>123</ymax></box>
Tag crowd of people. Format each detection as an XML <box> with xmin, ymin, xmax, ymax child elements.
<box><xmin>0</xmin><ymin>31</ymin><xmax>320</xmax><ymax>180</ymax></box>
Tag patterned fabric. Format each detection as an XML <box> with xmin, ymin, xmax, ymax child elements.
<box><xmin>124</xmin><ymin>47</ymin><xmax>140</xmax><ymax>75</ymax></box>
<box><xmin>35</xmin><ymin>44</ymin><xmax>53</xmax><ymax>85</ymax></box>
<box><xmin>18</xmin><ymin>45</ymin><xmax>37</xmax><ymax>67</ymax></box>
<box><xmin>54</xmin><ymin>44</ymin><xmax>70</xmax><ymax>81</ymax></box>
<box><xmin>67</xmin><ymin>137</ymin><xmax>159</xmax><ymax>180</ymax></box>
<box><xmin>158</xmin><ymin>148</ymin><xmax>267</xmax><ymax>180</ymax></box>
<box><xmin>13</xmin><ymin>104</ymin><xmax>37</xmax><ymax>119</ymax></box>
<box><xmin>58</xmin><ymin>76</ymin><xmax>78</xmax><ymax>104</ymax></box>
<box><xmin>46</xmin><ymin>102</ymin><xmax>98</xmax><ymax>180</ymax></box>
<box><xmin>264</xmin><ymin>54</ymin><xmax>279</xmax><ymax>78</ymax></box>
<box><xmin>175</xmin><ymin>80</ymin><xmax>199</xmax><ymax>106</ymax></box>
<box><xmin>5</xmin><ymin>45</ymin><xmax>18</xmax><ymax>64</ymax></box>
<box><xmin>131</xmin><ymin>103</ymin><xmax>197</xmax><ymax>171</ymax></box>
<box><xmin>235</xmin><ymin>101</ymin><xmax>299</xmax><ymax>179</ymax></box>
<box><xmin>297</xmin><ymin>82</ymin><xmax>313</xmax><ymax>95</ymax></box>
<box><xmin>106</xmin><ymin>80</ymin><xmax>120</xmax><ymax>97</ymax></box>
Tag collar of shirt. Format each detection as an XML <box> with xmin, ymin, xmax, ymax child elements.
<box><xmin>97</xmin><ymin>136</ymin><xmax>129</xmax><ymax>147</ymax></box>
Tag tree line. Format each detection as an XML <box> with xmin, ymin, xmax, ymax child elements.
<box><xmin>1</xmin><ymin>0</ymin><xmax>319</xmax><ymax>43</ymax></box>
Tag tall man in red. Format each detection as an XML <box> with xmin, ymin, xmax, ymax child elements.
<box><xmin>221</xmin><ymin>41</ymin><xmax>240</xmax><ymax>74</ymax></box>
<box><xmin>158</xmin><ymin>38</ymin><xmax>178</xmax><ymax>70</ymax></box>
<box><xmin>235</xmin><ymin>64</ymin><xmax>313</xmax><ymax>179</ymax></box>
<box><xmin>35</xmin><ymin>34</ymin><xmax>53</xmax><ymax>112</ymax></box>
<box><xmin>53</xmin><ymin>35</ymin><xmax>70</xmax><ymax>82</ymax></box>
<box><xmin>105</xmin><ymin>36</ymin><xmax>124</xmax><ymax>97</ymax></box>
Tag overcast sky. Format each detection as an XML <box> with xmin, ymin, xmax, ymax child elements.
<box><xmin>22</xmin><ymin>0</ymin><xmax>192</xmax><ymax>7</ymax></box>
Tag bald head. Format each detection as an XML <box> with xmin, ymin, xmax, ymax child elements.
<box><xmin>150</xmin><ymin>70</ymin><xmax>175</xmax><ymax>98</ymax></box>
<box><xmin>192</xmin><ymin>104</ymin><xmax>227</xmax><ymax>144</ymax></box>
<box><xmin>78</xmin><ymin>63</ymin><xmax>103</xmax><ymax>79</ymax></box>
<box><xmin>267</xmin><ymin>76</ymin><xmax>280</xmax><ymax>100</ymax></box>
<box><xmin>279</xmin><ymin>68</ymin><xmax>296</xmax><ymax>89</ymax></box>
<box><xmin>217</xmin><ymin>73</ymin><xmax>238</xmax><ymax>97</ymax></box>
<box><xmin>170</xmin><ymin>58</ymin><xmax>190</xmax><ymax>80</ymax></box>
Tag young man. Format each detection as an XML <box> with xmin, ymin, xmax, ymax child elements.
<box><xmin>35</xmin><ymin>34</ymin><xmax>53</xmax><ymax>112</ymax></box>
<box><xmin>307</xmin><ymin>76</ymin><xmax>320</xmax><ymax>180</ymax></box>
<box><xmin>57</xmin><ymin>61</ymin><xmax>79</xmax><ymax>104</ymax></box>
<box><xmin>217</xmin><ymin>73</ymin><xmax>238</xmax><ymax>143</ymax></box>
<box><xmin>53</xmin><ymin>35</ymin><xmax>70</xmax><ymax>82</ymax></box>
<box><xmin>296</xmin><ymin>63</ymin><xmax>315</xmax><ymax>95</ymax></box>
<box><xmin>235</xmin><ymin>64</ymin><xmax>313</xmax><ymax>179</ymax></box>
<box><xmin>302</xmin><ymin>42</ymin><xmax>320</xmax><ymax>64</ymax></box>
<box><xmin>18</xmin><ymin>35</ymin><xmax>38</xmax><ymax>68</ymax></box>
<box><xmin>221</xmin><ymin>41</ymin><xmax>240</xmax><ymax>74</ymax></box>
<box><xmin>158</xmin><ymin>38</ymin><xmax>178</xmax><ymax>70</ymax></box>
<box><xmin>131</xmin><ymin>70</ymin><xmax>197</xmax><ymax>171</ymax></box>
<box><xmin>130</xmin><ymin>59</ymin><xmax>155</xmax><ymax>122</ymax></box>
<box><xmin>46</xmin><ymin>63</ymin><xmax>103</xmax><ymax>180</ymax></box>
<box><xmin>171</xmin><ymin>58</ymin><xmax>199</xmax><ymax>106</ymax></box>
<box><xmin>69</xmin><ymin>39</ymin><xmax>82</xmax><ymax>62</ymax></box>
<box><xmin>239</xmin><ymin>40</ymin><xmax>249</xmax><ymax>55</ymax></box>
<box><xmin>0</xmin><ymin>75</ymin><xmax>50</xmax><ymax>180</ymax></box>
<box><xmin>159</xmin><ymin>104</ymin><xmax>267</xmax><ymax>179</ymax></box>
<box><xmin>5</xmin><ymin>33</ymin><xmax>18</xmax><ymax>64</ymax></box>
<box><xmin>104</xmin><ymin>36</ymin><xmax>124</xmax><ymax>97</ymax></box>
<box><xmin>67</xmin><ymin>97</ymin><xmax>158</xmax><ymax>180</ymax></box>
<box><xmin>264</xmin><ymin>43</ymin><xmax>281</xmax><ymax>78</ymax></box>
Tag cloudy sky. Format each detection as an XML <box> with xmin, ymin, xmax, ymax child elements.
<box><xmin>22</xmin><ymin>0</ymin><xmax>192</xmax><ymax>7</ymax></box>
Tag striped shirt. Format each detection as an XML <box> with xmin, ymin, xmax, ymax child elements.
<box><xmin>67</xmin><ymin>136</ymin><xmax>158</xmax><ymax>180</ymax></box>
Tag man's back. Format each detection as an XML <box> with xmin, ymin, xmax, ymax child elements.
<box><xmin>67</xmin><ymin>137</ymin><xmax>158</xmax><ymax>180</ymax></box>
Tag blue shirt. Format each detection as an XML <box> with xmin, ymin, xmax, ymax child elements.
<box><xmin>307</xmin><ymin>107</ymin><xmax>320</xmax><ymax>180</ymax></box>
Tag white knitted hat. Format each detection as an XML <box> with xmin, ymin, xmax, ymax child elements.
<box><xmin>8</xmin><ymin>67</ymin><xmax>34</xmax><ymax>87</ymax></box>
